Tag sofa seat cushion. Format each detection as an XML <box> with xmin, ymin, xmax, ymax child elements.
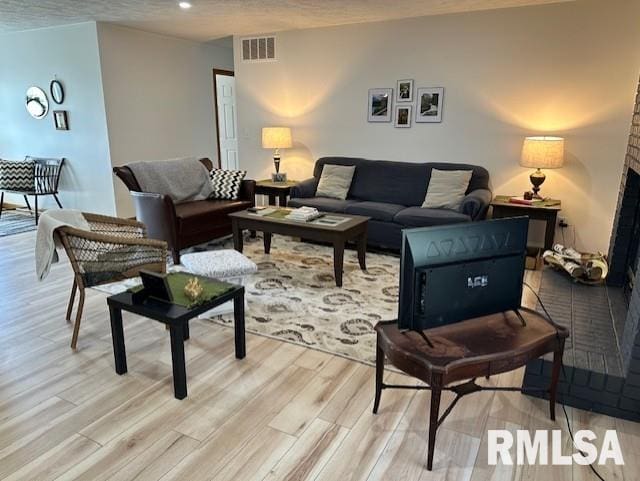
<box><xmin>176</xmin><ymin>199</ymin><xmax>252</xmax><ymax>233</ymax></box>
<box><xmin>394</xmin><ymin>207</ymin><xmax>471</xmax><ymax>227</ymax></box>
<box><xmin>287</xmin><ymin>197</ymin><xmax>357</xmax><ymax>213</ymax></box>
<box><xmin>344</xmin><ymin>201</ymin><xmax>406</xmax><ymax>222</ymax></box>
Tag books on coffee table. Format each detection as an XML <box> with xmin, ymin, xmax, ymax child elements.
<box><xmin>247</xmin><ymin>206</ymin><xmax>350</xmax><ymax>226</ymax></box>
<box><xmin>286</xmin><ymin>207</ymin><xmax>322</xmax><ymax>222</ymax></box>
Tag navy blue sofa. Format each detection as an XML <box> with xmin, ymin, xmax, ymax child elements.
<box><xmin>288</xmin><ymin>157</ymin><xmax>492</xmax><ymax>250</ymax></box>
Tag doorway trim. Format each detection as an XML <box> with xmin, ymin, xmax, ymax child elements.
<box><xmin>212</xmin><ymin>68</ymin><xmax>235</xmax><ymax>169</ymax></box>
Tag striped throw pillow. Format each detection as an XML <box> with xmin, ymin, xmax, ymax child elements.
<box><xmin>0</xmin><ymin>160</ymin><xmax>35</xmax><ymax>191</ymax></box>
<box><xmin>209</xmin><ymin>169</ymin><xmax>246</xmax><ymax>200</ymax></box>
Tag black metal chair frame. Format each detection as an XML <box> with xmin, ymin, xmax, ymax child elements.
<box><xmin>0</xmin><ymin>157</ymin><xmax>65</xmax><ymax>224</ymax></box>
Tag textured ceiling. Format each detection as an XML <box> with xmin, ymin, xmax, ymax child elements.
<box><xmin>0</xmin><ymin>0</ymin><xmax>573</xmax><ymax>41</ymax></box>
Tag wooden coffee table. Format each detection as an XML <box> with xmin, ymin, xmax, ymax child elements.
<box><xmin>229</xmin><ymin>209</ymin><xmax>369</xmax><ymax>287</ymax></box>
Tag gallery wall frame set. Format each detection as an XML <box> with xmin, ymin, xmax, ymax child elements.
<box><xmin>367</xmin><ymin>82</ymin><xmax>444</xmax><ymax>126</ymax></box>
<box><xmin>25</xmin><ymin>78</ymin><xmax>69</xmax><ymax>130</ymax></box>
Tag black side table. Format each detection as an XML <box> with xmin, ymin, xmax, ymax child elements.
<box><xmin>255</xmin><ymin>179</ymin><xmax>298</xmax><ymax>207</ymax></box>
<box><xmin>491</xmin><ymin>197</ymin><xmax>561</xmax><ymax>251</ymax></box>
<box><xmin>106</xmin><ymin>285</ymin><xmax>245</xmax><ymax>399</ymax></box>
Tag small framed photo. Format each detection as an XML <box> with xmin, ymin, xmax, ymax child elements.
<box><xmin>416</xmin><ymin>87</ymin><xmax>444</xmax><ymax>123</ymax></box>
<box><xmin>394</xmin><ymin>105</ymin><xmax>412</xmax><ymax>128</ymax></box>
<box><xmin>367</xmin><ymin>88</ymin><xmax>393</xmax><ymax>122</ymax></box>
<box><xmin>271</xmin><ymin>172</ymin><xmax>288</xmax><ymax>183</ymax></box>
<box><xmin>53</xmin><ymin>110</ymin><xmax>69</xmax><ymax>130</ymax></box>
<box><xmin>396</xmin><ymin>79</ymin><xmax>413</xmax><ymax>102</ymax></box>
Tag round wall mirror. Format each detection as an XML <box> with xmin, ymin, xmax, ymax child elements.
<box><xmin>50</xmin><ymin>80</ymin><xmax>65</xmax><ymax>104</ymax></box>
<box><xmin>25</xmin><ymin>86</ymin><xmax>49</xmax><ymax>119</ymax></box>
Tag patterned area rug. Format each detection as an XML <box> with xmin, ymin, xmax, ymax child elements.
<box><xmin>0</xmin><ymin>210</ymin><xmax>36</xmax><ymax>237</ymax></box>
<box><xmin>207</xmin><ymin>235</ymin><xmax>399</xmax><ymax>365</ymax></box>
<box><xmin>98</xmin><ymin>234</ymin><xmax>400</xmax><ymax>366</ymax></box>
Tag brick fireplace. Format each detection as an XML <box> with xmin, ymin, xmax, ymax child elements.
<box><xmin>606</xmin><ymin>76</ymin><xmax>640</xmax><ymax>395</ymax></box>
<box><xmin>523</xmin><ymin>78</ymin><xmax>640</xmax><ymax>421</ymax></box>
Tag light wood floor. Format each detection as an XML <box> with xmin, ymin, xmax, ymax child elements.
<box><xmin>1</xmin><ymin>230</ymin><xmax>638</xmax><ymax>481</ymax></box>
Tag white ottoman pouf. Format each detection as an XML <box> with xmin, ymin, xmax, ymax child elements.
<box><xmin>180</xmin><ymin>250</ymin><xmax>257</xmax><ymax>316</ymax></box>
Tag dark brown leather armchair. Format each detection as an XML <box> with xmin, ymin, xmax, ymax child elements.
<box><xmin>113</xmin><ymin>157</ymin><xmax>255</xmax><ymax>263</ymax></box>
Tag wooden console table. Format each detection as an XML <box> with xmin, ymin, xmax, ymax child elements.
<box><xmin>374</xmin><ymin>308</ymin><xmax>568</xmax><ymax>471</ymax></box>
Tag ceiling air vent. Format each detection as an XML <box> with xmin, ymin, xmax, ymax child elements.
<box><xmin>241</xmin><ymin>36</ymin><xmax>276</xmax><ymax>62</ymax></box>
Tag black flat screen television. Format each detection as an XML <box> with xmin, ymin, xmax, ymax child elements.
<box><xmin>398</xmin><ymin>217</ymin><xmax>529</xmax><ymax>330</ymax></box>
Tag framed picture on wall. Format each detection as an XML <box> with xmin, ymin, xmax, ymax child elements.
<box><xmin>396</xmin><ymin>79</ymin><xmax>413</xmax><ymax>102</ymax></box>
<box><xmin>416</xmin><ymin>87</ymin><xmax>444</xmax><ymax>123</ymax></box>
<box><xmin>367</xmin><ymin>88</ymin><xmax>393</xmax><ymax>122</ymax></box>
<box><xmin>394</xmin><ymin>105</ymin><xmax>412</xmax><ymax>128</ymax></box>
<box><xmin>53</xmin><ymin>110</ymin><xmax>69</xmax><ymax>130</ymax></box>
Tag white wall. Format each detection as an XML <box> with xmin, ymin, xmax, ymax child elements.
<box><xmin>96</xmin><ymin>24</ymin><xmax>235</xmax><ymax>217</ymax></box>
<box><xmin>234</xmin><ymin>0</ymin><xmax>640</xmax><ymax>252</ymax></box>
<box><xmin>0</xmin><ymin>22</ymin><xmax>116</xmax><ymax>214</ymax></box>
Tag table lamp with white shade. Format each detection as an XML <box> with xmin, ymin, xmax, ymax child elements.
<box><xmin>262</xmin><ymin>127</ymin><xmax>292</xmax><ymax>182</ymax></box>
<box><xmin>520</xmin><ymin>136</ymin><xmax>565</xmax><ymax>199</ymax></box>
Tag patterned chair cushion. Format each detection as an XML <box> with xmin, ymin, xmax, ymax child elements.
<box><xmin>180</xmin><ymin>249</ymin><xmax>257</xmax><ymax>279</ymax></box>
<box><xmin>209</xmin><ymin>169</ymin><xmax>247</xmax><ymax>200</ymax></box>
<box><xmin>0</xmin><ymin>159</ymin><xmax>35</xmax><ymax>191</ymax></box>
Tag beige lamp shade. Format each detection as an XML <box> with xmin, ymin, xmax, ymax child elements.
<box><xmin>262</xmin><ymin>127</ymin><xmax>292</xmax><ymax>149</ymax></box>
<box><xmin>520</xmin><ymin>136</ymin><xmax>565</xmax><ymax>169</ymax></box>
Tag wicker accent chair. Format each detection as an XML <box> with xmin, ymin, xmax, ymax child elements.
<box><xmin>0</xmin><ymin>157</ymin><xmax>65</xmax><ymax>224</ymax></box>
<box><xmin>56</xmin><ymin>213</ymin><xmax>167</xmax><ymax>349</ymax></box>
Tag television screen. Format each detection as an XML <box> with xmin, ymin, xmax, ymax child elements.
<box><xmin>397</xmin><ymin>217</ymin><xmax>529</xmax><ymax>330</ymax></box>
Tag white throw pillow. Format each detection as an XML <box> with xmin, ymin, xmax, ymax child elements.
<box><xmin>422</xmin><ymin>169</ymin><xmax>473</xmax><ymax>210</ymax></box>
<box><xmin>316</xmin><ymin>164</ymin><xmax>356</xmax><ymax>200</ymax></box>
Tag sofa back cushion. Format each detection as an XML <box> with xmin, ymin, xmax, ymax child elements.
<box><xmin>313</xmin><ymin>157</ymin><xmax>489</xmax><ymax>207</ymax></box>
<box><xmin>422</xmin><ymin>169</ymin><xmax>473</xmax><ymax>210</ymax></box>
<box><xmin>316</xmin><ymin>164</ymin><xmax>356</xmax><ymax>200</ymax></box>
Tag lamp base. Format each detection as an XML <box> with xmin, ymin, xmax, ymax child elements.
<box><xmin>273</xmin><ymin>155</ymin><xmax>281</xmax><ymax>173</ymax></box>
<box><xmin>272</xmin><ymin>172</ymin><xmax>287</xmax><ymax>183</ymax></box>
<box><xmin>529</xmin><ymin>168</ymin><xmax>546</xmax><ymax>199</ymax></box>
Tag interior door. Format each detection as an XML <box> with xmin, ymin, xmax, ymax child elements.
<box><xmin>215</xmin><ymin>72</ymin><xmax>239</xmax><ymax>170</ymax></box>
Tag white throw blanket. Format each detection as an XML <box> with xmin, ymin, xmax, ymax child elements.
<box><xmin>36</xmin><ymin>210</ymin><xmax>90</xmax><ymax>281</ymax></box>
<box><xmin>127</xmin><ymin>157</ymin><xmax>213</xmax><ymax>203</ymax></box>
